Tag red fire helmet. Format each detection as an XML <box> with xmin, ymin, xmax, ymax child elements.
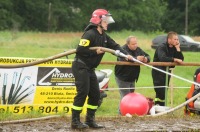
<box><xmin>89</xmin><ymin>9</ymin><xmax>115</xmax><ymax>25</ymax></box>
<box><xmin>196</xmin><ymin>73</ymin><xmax>200</xmax><ymax>83</ymax></box>
<box><xmin>194</xmin><ymin>68</ymin><xmax>200</xmax><ymax>83</ymax></box>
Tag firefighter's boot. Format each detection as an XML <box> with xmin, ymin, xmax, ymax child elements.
<box><xmin>154</xmin><ymin>98</ymin><xmax>165</xmax><ymax>106</ymax></box>
<box><xmin>85</xmin><ymin>109</ymin><xmax>104</xmax><ymax>128</ymax></box>
<box><xmin>71</xmin><ymin>110</ymin><xmax>89</xmax><ymax>129</ymax></box>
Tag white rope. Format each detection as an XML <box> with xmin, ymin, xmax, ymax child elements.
<box><xmin>116</xmin><ymin>52</ymin><xmax>200</xmax><ymax>116</ymax></box>
<box><xmin>118</xmin><ymin>52</ymin><xmax>200</xmax><ymax>87</ymax></box>
<box><xmin>0</xmin><ymin>48</ymin><xmax>198</xmax><ymax>123</ymax></box>
<box><xmin>148</xmin><ymin>92</ymin><xmax>200</xmax><ymax>117</ymax></box>
<box><xmin>100</xmin><ymin>86</ymin><xmax>190</xmax><ymax>91</ymax></box>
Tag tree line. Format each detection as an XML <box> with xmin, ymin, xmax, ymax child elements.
<box><xmin>0</xmin><ymin>0</ymin><xmax>199</xmax><ymax>35</ymax></box>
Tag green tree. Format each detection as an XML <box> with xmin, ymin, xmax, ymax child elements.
<box><xmin>188</xmin><ymin>0</ymin><xmax>200</xmax><ymax>35</ymax></box>
<box><xmin>0</xmin><ymin>0</ymin><xmax>21</xmax><ymax>30</ymax></box>
<box><xmin>161</xmin><ymin>0</ymin><xmax>200</xmax><ymax>35</ymax></box>
<box><xmin>0</xmin><ymin>0</ymin><xmax>167</xmax><ymax>32</ymax></box>
<box><xmin>161</xmin><ymin>0</ymin><xmax>186</xmax><ymax>34</ymax></box>
<box><xmin>12</xmin><ymin>0</ymin><xmax>49</xmax><ymax>31</ymax></box>
<box><xmin>74</xmin><ymin>0</ymin><xmax>167</xmax><ymax>32</ymax></box>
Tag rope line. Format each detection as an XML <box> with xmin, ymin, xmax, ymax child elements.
<box><xmin>100</xmin><ymin>61</ymin><xmax>200</xmax><ymax>66</ymax></box>
<box><xmin>0</xmin><ymin>47</ymin><xmax>199</xmax><ymax>123</ymax></box>
<box><xmin>147</xmin><ymin>91</ymin><xmax>200</xmax><ymax>117</ymax></box>
<box><xmin>117</xmin><ymin>51</ymin><xmax>200</xmax><ymax>87</ymax></box>
<box><xmin>116</xmin><ymin>50</ymin><xmax>200</xmax><ymax>116</ymax></box>
<box><xmin>101</xmin><ymin>86</ymin><xmax>190</xmax><ymax>91</ymax></box>
<box><xmin>0</xmin><ymin>48</ymin><xmax>200</xmax><ymax>68</ymax></box>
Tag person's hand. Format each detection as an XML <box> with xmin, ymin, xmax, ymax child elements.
<box><xmin>137</xmin><ymin>56</ymin><xmax>145</xmax><ymax>62</ymax></box>
<box><xmin>125</xmin><ymin>55</ymin><xmax>134</xmax><ymax>61</ymax></box>
<box><xmin>96</xmin><ymin>47</ymin><xmax>105</xmax><ymax>54</ymax></box>
<box><xmin>174</xmin><ymin>58</ymin><xmax>183</xmax><ymax>64</ymax></box>
<box><xmin>175</xmin><ymin>41</ymin><xmax>181</xmax><ymax>51</ymax></box>
<box><xmin>142</xmin><ymin>57</ymin><xmax>148</xmax><ymax>63</ymax></box>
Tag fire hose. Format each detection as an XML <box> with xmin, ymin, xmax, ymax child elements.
<box><xmin>0</xmin><ymin>47</ymin><xmax>200</xmax><ymax>124</ymax></box>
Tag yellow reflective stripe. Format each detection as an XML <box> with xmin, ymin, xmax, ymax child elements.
<box><xmin>154</xmin><ymin>98</ymin><xmax>165</xmax><ymax>102</ymax></box>
<box><xmin>190</xmin><ymin>113</ymin><xmax>194</xmax><ymax>116</ymax></box>
<box><xmin>79</xmin><ymin>39</ymin><xmax>90</xmax><ymax>47</ymax></box>
<box><xmin>72</xmin><ymin>105</ymin><xmax>83</xmax><ymax>111</ymax></box>
<box><xmin>87</xmin><ymin>104</ymin><xmax>98</xmax><ymax>110</ymax></box>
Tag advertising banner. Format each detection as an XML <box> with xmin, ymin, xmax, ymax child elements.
<box><xmin>0</xmin><ymin>57</ymin><xmax>86</xmax><ymax>115</ymax></box>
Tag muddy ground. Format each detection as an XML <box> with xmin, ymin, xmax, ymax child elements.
<box><xmin>1</xmin><ymin>115</ymin><xmax>200</xmax><ymax>132</ymax></box>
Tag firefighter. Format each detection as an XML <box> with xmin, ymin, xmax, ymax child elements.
<box><xmin>186</xmin><ymin>68</ymin><xmax>200</xmax><ymax>109</ymax></box>
<box><xmin>71</xmin><ymin>9</ymin><xmax>133</xmax><ymax>129</ymax></box>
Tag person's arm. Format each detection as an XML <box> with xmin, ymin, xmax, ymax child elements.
<box><xmin>173</xmin><ymin>41</ymin><xmax>184</xmax><ymax>63</ymax></box>
<box><xmin>144</xmin><ymin>53</ymin><xmax>151</xmax><ymax>63</ymax></box>
<box><xmin>138</xmin><ymin>48</ymin><xmax>151</xmax><ymax>63</ymax></box>
<box><xmin>106</xmin><ymin>35</ymin><xmax>133</xmax><ymax>60</ymax></box>
<box><xmin>106</xmin><ymin>35</ymin><xmax>128</xmax><ymax>54</ymax></box>
<box><xmin>157</xmin><ymin>44</ymin><xmax>183</xmax><ymax>64</ymax></box>
<box><xmin>157</xmin><ymin>45</ymin><xmax>174</xmax><ymax>62</ymax></box>
<box><xmin>174</xmin><ymin>50</ymin><xmax>184</xmax><ymax>61</ymax></box>
<box><xmin>76</xmin><ymin>31</ymin><xmax>98</xmax><ymax>57</ymax></box>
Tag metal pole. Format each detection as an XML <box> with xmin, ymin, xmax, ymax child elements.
<box><xmin>170</xmin><ymin>68</ymin><xmax>174</xmax><ymax>107</ymax></box>
<box><xmin>165</xmin><ymin>67</ymin><xmax>169</xmax><ymax>106</ymax></box>
<box><xmin>48</xmin><ymin>3</ymin><xmax>52</xmax><ymax>32</ymax></box>
<box><xmin>185</xmin><ymin>0</ymin><xmax>188</xmax><ymax>35</ymax></box>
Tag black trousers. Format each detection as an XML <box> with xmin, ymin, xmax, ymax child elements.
<box><xmin>72</xmin><ymin>61</ymin><xmax>100</xmax><ymax>108</ymax></box>
<box><xmin>152</xmin><ymin>69</ymin><xmax>171</xmax><ymax>106</ymax></box>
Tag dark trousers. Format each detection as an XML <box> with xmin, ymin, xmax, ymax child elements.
<box><xmin>72</xmin><ymin>61</ymin><xmax>100</xmax><ymax>108</ymax></box>
<box><xmin>152</xmin><ymin>69</ymin><xmax>171</xmax><ymax>106</ymax></box>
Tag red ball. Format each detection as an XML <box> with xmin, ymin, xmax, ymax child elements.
<box><xmin>120</xmin><ymin>93</ymin><xmax>149</xmax><ymax>116</ymax></box>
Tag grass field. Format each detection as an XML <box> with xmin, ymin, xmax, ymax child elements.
<box><xmin>0</xmin><ymin>30</ymin><xmax>200</xmax><ymax>119</ymax></box>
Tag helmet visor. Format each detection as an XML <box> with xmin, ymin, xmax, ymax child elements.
<box><xmin>102</xmin><ymin>15</ymin><xmax>115</xmax><ymax>24</ymax></box>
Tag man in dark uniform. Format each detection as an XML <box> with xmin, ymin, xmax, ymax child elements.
<box><xmin>115</xmin><ymin>36</ymin><xmax>150</xmax><ymax>114</ymax></box>
<box><xmin>186</xmin><ymin>68</ymin><xmax>200</xmax><ymax>111</ymax></box>
<box><xmin>71</xmin><ymin>9</ymin><xmax>133</xmax><ymax>129</ymax></box>
<box><xmin>152</xmin><ymin>31</ymin><xmax>184</xmax><ymax>106</ymax></box>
